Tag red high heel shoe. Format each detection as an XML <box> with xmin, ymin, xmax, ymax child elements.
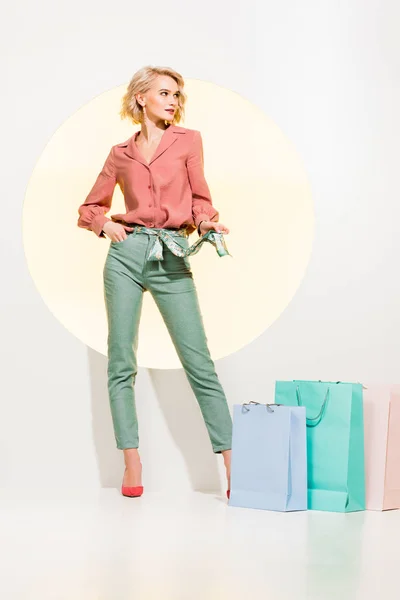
<box><xmin>121</xmin><ymin>485</ymin><xmax>143</xmax><ymax>498</ymax></box>
<box><xmin>121</xmin><ymin>465</ymin><xmax>143</xmax><ymax>497</ymax></box>
<box><xmin>226</xmin><ymin>489</ymin><xmax>230</xmax><ymax>499</ymax></box>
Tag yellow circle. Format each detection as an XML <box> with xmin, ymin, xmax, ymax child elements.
<box><xmin>22</xmin><ymin>80</ymin><xmax>314</xmax><ymax>369</ymax></box>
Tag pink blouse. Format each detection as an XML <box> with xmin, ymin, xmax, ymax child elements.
<box><xmin>77</xmin><ymin>125</ymin><xmax>219</xmax><ymax>237</ymax></box>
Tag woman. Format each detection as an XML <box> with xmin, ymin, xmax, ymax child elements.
<box><xmin>77</xmin><ymin>65</ymin><xmax>232</xmax><ymax>499</ymax></box>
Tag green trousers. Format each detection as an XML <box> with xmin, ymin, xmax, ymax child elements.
<box><xmin>103</xmin><ymin>227</ymin><xmax>233</xmax><ymax>453</ymax></box>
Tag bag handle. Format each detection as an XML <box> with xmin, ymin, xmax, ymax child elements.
<box><xmin>295</xmin><ymin>386</ymin><xmax>329</xmax><ymax>427</ymax></box>
<box><xmin>241</xmin><ymin>401</ymin><xmax>280</xmax><ymax>414</ymax></box>
<box><xmin>316</xmin><ymin>379</ymin><xmax>367</xmax><ymax>390</ymax></box>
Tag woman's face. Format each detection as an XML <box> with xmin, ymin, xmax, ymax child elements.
<box><xmin>138</xmin><ymin>75</ymin><xmax>181</xmax><ymax>123</ymax></box>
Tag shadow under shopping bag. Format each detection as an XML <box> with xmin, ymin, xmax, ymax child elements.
<box><xmin>229</xmin><ymin>402</ymin><xmax>307</xmax><ymax>512</ymax></box>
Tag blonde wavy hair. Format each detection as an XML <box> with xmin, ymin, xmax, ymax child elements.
<box><xmin>120</xmin><ymin>66</ymin><xmax>187</xmax><ymax>125</ymax></box>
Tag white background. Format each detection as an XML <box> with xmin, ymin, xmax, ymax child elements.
<box><xmin>1</xmin><ymin>0</ymin><xmax>399</xmax><ymax>492</ymax></box>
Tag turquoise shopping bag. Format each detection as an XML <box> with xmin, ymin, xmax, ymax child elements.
<box><xmin>275</xmin><ymin>381</ymin><xmax>365</xmax><ymax>512</ymax></box>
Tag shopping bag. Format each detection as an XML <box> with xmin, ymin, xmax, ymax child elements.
<box><xmin>229</xmin><ymin>401</ymin><xmax>307</xmax><ymax>511</ymax></box>
<box><xmin>363</xmin><ymin>384</ymin><xmax>400</xmax><ymax>510</ymax></box>
<box><xmin>275</xmin><ymin>380</ymin><xmax>365</xmax><ymax>512</ymax></box>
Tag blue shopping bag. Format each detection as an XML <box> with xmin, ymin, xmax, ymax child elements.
<box><xmin>275</xmin><ymin>380</ymin><xmax>366</xmax><ymax>512</ymax></box>
<box><xmin>229</xmin><ymin>402</ymin><xmax>307</xmax><ymax>511</ymax></box>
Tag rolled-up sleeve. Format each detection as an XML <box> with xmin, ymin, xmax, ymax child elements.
<box><xmin>186</xmin><ymin>131</ymin><xmax>219</xmax><ymax>227</ymax></box>
<box><xmin>77</xmin><ymin>148</ymin><xmax>117</xmax><ymax>237</ymax></box>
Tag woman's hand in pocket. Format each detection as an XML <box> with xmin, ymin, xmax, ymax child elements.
<box><xmin>102</xmin><ymin>222</ymin><xmax>134</xmax><ymax>242</ymax></box>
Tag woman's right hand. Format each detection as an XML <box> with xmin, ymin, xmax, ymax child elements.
<box><xmin>102</xmin><ymin>221</ymin><xmax>134</xmax><ymax>242</ymax></box>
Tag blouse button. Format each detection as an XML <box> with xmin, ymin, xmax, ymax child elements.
<box><xmin>148</xmin><ymin>185</ymin><xmax>151</xmax><ymax>189</ymax></box>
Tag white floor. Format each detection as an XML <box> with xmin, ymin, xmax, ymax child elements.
<box><xmin>0</xmin><ymin>489</ymin><xmax>399</xmax><ymax>600</ymax></box>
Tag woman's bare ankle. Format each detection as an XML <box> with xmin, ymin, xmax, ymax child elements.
<box><xmin>123</xmin><ymin>448</ymin><xmax>141</xmax><ymax>465</ymax></box>
<box><xmin>221</xmin><ymin>449</ymin><xmax>231</xmax><ymax>488</ymax></box>
<box><xmin>122</xmin><ymin>448</ymin><xmax>142</xmax><ymax>487</ymax></box>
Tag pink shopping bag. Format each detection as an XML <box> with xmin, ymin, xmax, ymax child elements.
<box><xmin>364</xmin><ymin>385</ymin><xmax>400</xmax><ymax>510</ymax></box>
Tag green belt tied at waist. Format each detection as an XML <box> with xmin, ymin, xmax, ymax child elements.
<box><xmin>129</xmin><ymin>225</ymin><xmax>232</xmax><ymax>262</ymax></box>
